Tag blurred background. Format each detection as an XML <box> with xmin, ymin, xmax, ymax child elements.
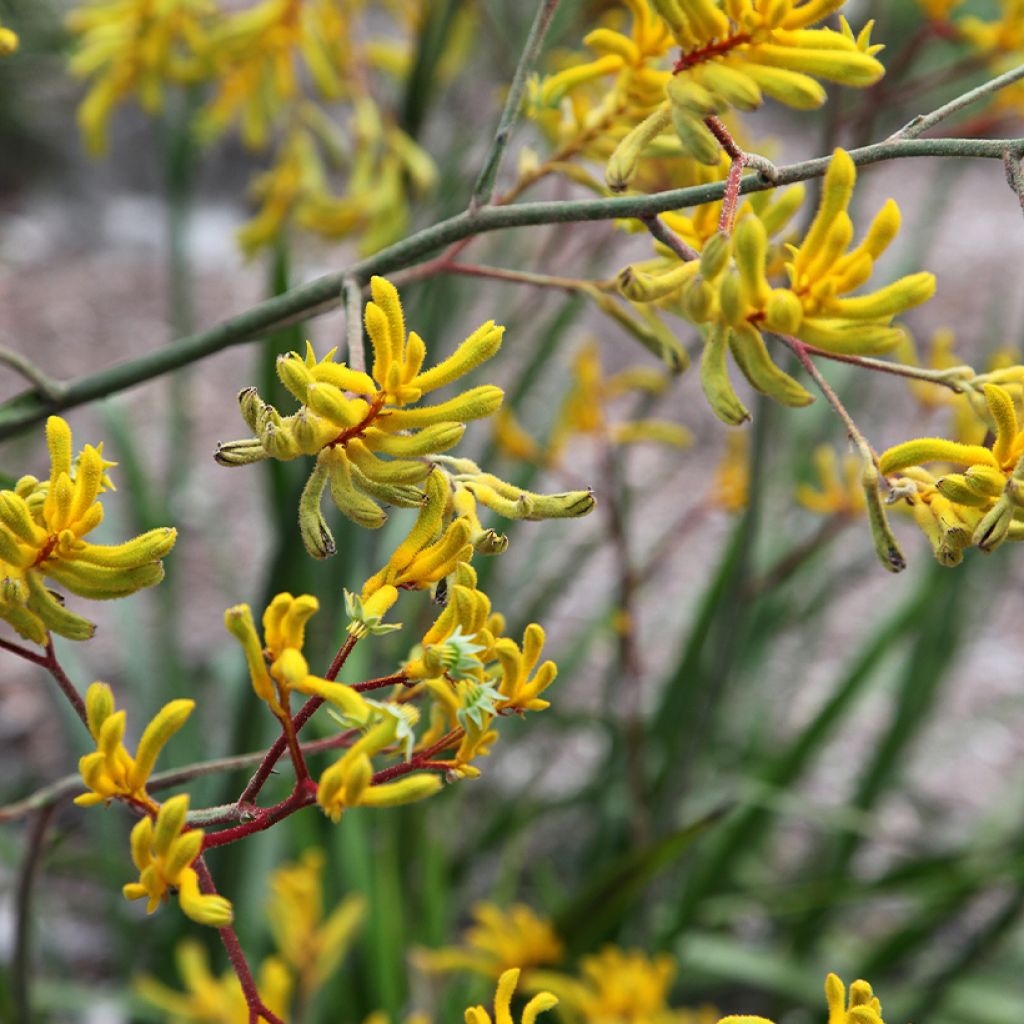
<box><xmin>4</xmin><ymin>0</ymin><xmax>1024</xmax><ymax>1021</ymax></box>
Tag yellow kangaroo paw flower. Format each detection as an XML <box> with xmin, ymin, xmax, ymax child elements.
<box><xmin>701</xmin><ymin>326</ymin><xmax>751</xmax><ymax>426</ymax></box>
<box><xmin>880</xmin><ymin>439</ymin><xmax>999</xmax><ymax>476</ymax></box>
<box><xmin>729</xmin><ymin>323</ymin><xmax>814</xmax><ymax>408</ymax></box>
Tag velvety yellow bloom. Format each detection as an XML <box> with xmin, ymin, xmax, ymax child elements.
<box><xmin>879</xmin><ymin>381</ymin><xmax>1024</xmax><ymax>562</ymax></box>
<box><xmin>224</xmin><ymin>592</ymin><xmax>374</xmax><ymax>719</ymax></box>
<box><xmin>796</xmin><ymin>445</ymin><xmax>865</xmax><ymax>517</ymax></box>
<box><xmin>622</xmin><ymin>149</ymin><xmax>935</xmax><ymax>424</ymax></box>
<box><xmin>137</xmin><ymin>939</ymin><xmax>292</xmax><ymax>1023</ymax></box>
<box><xmin>532</xmin><ymin>947</ymin><xmax>700</xmax><ymax>1024</ymax></box>
<box><xmin>604</xmin><ymin>0</ymin><xmax>883</xmax><ymax>179</ymax></box>
<box><xmin>75</xmin><ymin>682</ymin><xmax>193</xmax><ymax>812</ymax></box>
<box><xmin>415</xmin><ymin>903</ymin><xmax>563</xmax><ymax>979</ymax></box>
<box><xmin>711</xmin><ymin>429</ymin><xmax>748</xmax><ymax>511</ymax></box>
<box><xmin>267</xmin><ymin>849</ymin><xmax>366</xmax><ymax>995</ymax></box>
<box><xmin>217</xmin><ymin>276</ymin><xmax>512</xmax><ymax>556</ymax></box>
<box><xmin>316</xmin><ymin>709</ymin><xmax>442</xmax><ymax>822</ymax></box>
<box><xmin>123</xmin><ymin>794</ymin><xmax>234</xmax><ymax>927</ymax></box>
<box><xmin>718</xmin><ymin>973</ymin><xmax>886</xmax><ymax>1024</ymax></box>
<box><xmin>0</xmin><ymin>417</ymin><xmax>175</xmax><ymax>644</ymax></box>
<box><xmin>66</xmin><ymin>0</ymin><xmax>211</xmax><ymax>154</ymax></box>
<box><xmin>464</xmin><ymin>968</ymin><xmax>557</xmax><ymax>1024</ymax></box>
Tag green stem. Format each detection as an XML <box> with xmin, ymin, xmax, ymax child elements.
<box><xmin>470</xmin><ymin>0</ymin><xmax>563</xmax><ymax>209</ymax></box>
<box><xmin>0</xmin><ymin>135</ymin><xmax>1020</xmax><ymax>440</ymax></box>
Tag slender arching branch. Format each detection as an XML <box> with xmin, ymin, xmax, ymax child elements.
<box><xmin>0</xmin><ymin>135</ymin><xmax>1020</xmax><ymax>441</ymax></box>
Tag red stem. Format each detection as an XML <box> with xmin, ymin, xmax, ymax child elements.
<box><xmin>705</xmin><ymin>116</ymin><xmax>746</xmax><ymax>233</ymax></box>
<box><xmin>194</xmin><ymin>858</ymin><xmax>285</xmax><ymax>1024</ymax></box>
<box><xmin>44</xmin><ymin>639</ymin><xmax>88</xmax><ymax>728</ymax></box>
<box><xmin>352</xmin><ymin>671</ymin><xmax>411</xmax><ymax>693</ymax></box>
<box><xmin>203</xmin><ymin>783</ymin><xmax>318</xmax><ymax>850</ymax></box>
<box><xmin>237</xmin><ymin>634</ymin><xmax>360</xmax><ymax>804</ymax></box>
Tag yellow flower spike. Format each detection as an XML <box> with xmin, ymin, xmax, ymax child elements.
<box><xmin>223</xmin><ymin>604</ymin><xmax>277</xmax><ymax>706</ymax></box>
<box><xmin>701</xmin><ymin>325</ymin><xmax>751</xmax><ymax>426</ymax></box>
<box><xmin>0</xmin><ymin>418</ymin><xmax>174</xmax><ymax>643</ymax></box>
<box><xmin>123</xmin><ymin>795</ymin><xmax>233</xmax><ymax>928</ymax></box>
<box><xmin>465</xmin><ymin>968</ymin><xmax>557</xmax><ymax>1024</ymax></box>
<box><xmin>75</xmin><ymin>685</ymin><xmax>194</xmax><ymax>809</ymax></box>
<box><xmin>879</xmin><ymin>439</ymin><xmax>999</xmax><ymax>476</ymax></box>
<box><xmin>128</xmin><ymin>699</ymin><xmax>196</xmax><ymax>793</ymax></box>
<box><xmin>984</xmin><ymin>383</ymin><xmax>1019</xmax><ymax>466</ymax></box>
<box><xmin>218</xmin><ymin>278</ymin><xmax>523</xmax><ymax>557</ymax></box>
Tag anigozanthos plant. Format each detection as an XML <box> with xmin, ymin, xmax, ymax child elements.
<box><xmin>75</xmin><ymin>682</ymin><xmax>194</xmax><ymax>812</ymax></box>
<box><xmin>0</xmin><ymin>417</ymin><xmax>176</xmax><ymax>644</ymax></box>
<box><xmin>415</xmin><ymin>903</ymin><xmax>563</xmax><ymax>979</ymax></box>
<box><xmin>123</xmin><ymin>794</ymin><xmax>234</xmax><ymax>927</ymax></box>
<box><xmin>796</xmin><ymin>445</ymin><xmax>866</xmax><ymax>518</ymax></box>
<box><xmin>879</xmin><ymin>381</ymin><xmax>1024</xmax><ymax>563</ymax></box>
<box><xmin>267</xmin><ymin>848</ymin><xmax>366</xmax><ymax>998</ymax></box>
<box><xmin>216</xmin><ymin>276</ymin><xmax>593</xmax><ymax>557</ymax></box>
<box><xmin>66</xmin><ymin>0</ymin><xmax>211</xmax><ymax>154</ymax></box>
<box><xmin>464</xmin><ymin>968</ymin><xmax>558</xmax><ymax>1024</ymax></box>
<box><xmin>225</xmin><ymin>592</ymin><xmax>374</xmax><ymax>720</ymax></box>
<box><xmin>718</xmin><ymin>972</ymin><xmax>885</xmax><ymax>1024</ymax></box>
<box><xmin>137</xmin><ymin>940</ymin><xmax>292</xmax><ymax>1023</ymax></box>
<box><xmin>620</xmin><ymin>148</ymin><xmax>935</xmax><ymax>424</ymax></box>
<box><xmin>605</xmin><ymin>0</ymin><xmax>883</xmax><ymax>181</ymax></box>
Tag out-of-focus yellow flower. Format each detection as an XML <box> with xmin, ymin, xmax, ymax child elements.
<box><xmin>917</xmin><ymin>0</ymin><xmax>964</xmax><ymax>21</ymax></box>
<box><xmin>621</xmin><ymin>149</ymin><xmax>935</xmax><ymax>425</ymax></box>
<box><xmin>75</xmin><ymin>682</ymin><xmax>193</xmax><ymax>812</ymax></box>
<box><xmin>123</xmin><ymin>794</ymin><xmax>233</xmax><ymax>927</ymax></box>
<box><xmin>0</xmin><ymin>19</ymin><xmax>18</xmax><ymax>55</ymax></box>
<box><xmin>268</xmin><ymin>849</ymin><xmax>366</xmax><ymax>996</ymax></box>
<box><xmin>196</xmin><ymin>0</ymin><xmax>351</xmax><ymax>149</ymax></box>
<box><xmin>879</xmin><ymin>380</ymin><xmax>1024</xmax><ymax>562</ymax></box>
<box><xmin>66</xmin><ymin>0</ymin><xmax>211</xmax><ymax>154</ymax></box>
<box><xmin>137</xmin><ymin>939</ymin><xmax>292</xmax><ymax>1023</ymax></box>
<box><xmin>717</xmin><ymin>972</ymin><xmax>886</xmax><ymax>1024</ymax></box>
<box><xmin>711</xmin><ymin>429</ymin><xmax>748</xmax><ymax>512</ymax></box>
<box><xmin>0</xmin><ymin>417</ymin><xmax>175</xmax><ymax>644</ymax></box>
<box><xmin>603</xmin><ymin>0</ymin><xmax>883</xmax><ymax>180</ymax></box>
<box><xmin>796</xmin><ymin>445</ymin><xmax>865</xmax><ymax>517</ymax></box>
<box><xmin>532</xmin><ymin>947</ymin><xmax>703</xmax><ymax>1024</ymax></box>
<box><xmin>415</xmin><ymin>903</ymin><xmax>563</xmax><ymax>979</ymax></box>
<box><xmin>958</xmin><ymin>0</ymin><xmax>1024</xmax><ymax>55</ymax></box>
<box><xmin>465</xmin><ymin>968</ymin><xmax>557</xmax><ymax>1024</ymax></box>
<box><xmin>225</xmin><ymin>592</ymin><xmax>374</xmax><ymax>719</ymax></box>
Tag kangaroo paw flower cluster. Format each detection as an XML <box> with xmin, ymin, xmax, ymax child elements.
<box><xmin>217</xmin><ymin>277</ymin><xmax>593</xmax><ymax>558</ymax></box>
<box><xmin>75</xmin><ymin>682</ymin><xmax>194</xmax><ymax>811</ymax></box>
<box><xmin>880</xmin><ymin>381</ymin><xmax>1024</xmax><ymax>564</ymax></box>
<box><xmin>0</xmin><ymin>417</ymin><xmax>176</xmax><ymax>644</ymax></box>
<box><xmin>124</xmin><ymin>794</ymin><xmax>234</xmax><ymax>928</ymax></box>
<box><xmin>225</xmin><ymin>591</ymin><xmax>374</xmax><ymax>720</ymax></box>
<box><xmin>620</xmin><ymin>149</ymin><xmax>935</xmax><ymax>424</ymax></box>
<box><xmin>600</xmin><ymin>0</ymin><xmax>883</xmax><ymax>183</ymax></box>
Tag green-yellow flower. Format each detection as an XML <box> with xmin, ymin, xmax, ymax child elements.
<box><xmin>0</xmin><ymin>416</ymin><xmax>176</xmax><ymax>644</ymax></box>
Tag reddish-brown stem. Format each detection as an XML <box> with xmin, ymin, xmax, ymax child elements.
<box><xmin>0</xmin><ymin>636</ymin><xmax>48</xmax><ymax>667</ymax></box>
<box><xmin>194</xmin><ymin>858</ymin><xmax>285</xmax><ymax>1024</ymax></box>
<box><xmin>705</xmin><ymin>116</ymin><xmax>746</xmax><ymax>233</ymax></box>
<box><xmin>238</xmin><ymin>634</ymin><xmax>360</xmax><ymax>805</ymax></box>
<box><xmin>352</xmin><ymin>671</ymin><xmax>411</xmax><ymax>693</ymax></box>
<box><xmin>43</xmin><ymin>639</ymin><xmax>88</xmax><ymax>728</ymax></box>
<box><xmin>673</xmin><ymin>32</ymin><xmax>750</xmax><ymax>72</ymax></box>
<box><xmin>203</xmin><ymin>783</ymin><xmax>317</xmax><ymax>850</ymax></box>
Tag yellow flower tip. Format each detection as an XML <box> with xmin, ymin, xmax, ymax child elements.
<box><xmin>0</xmin><ymin>26</ymin><xmax>18</xmax><ymax>55</ymax></box>
<box><xmin>177</xmin><ymin>868</ymin><xmax>235</xmax><ymax>928</ymax></box>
